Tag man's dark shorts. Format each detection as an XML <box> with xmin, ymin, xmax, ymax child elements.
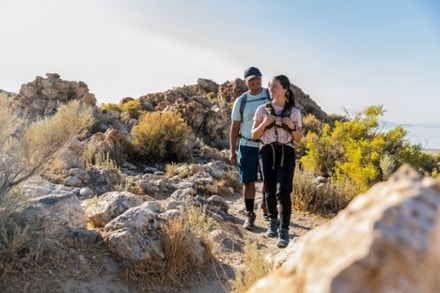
<box><xmin>237</xmin><ymin>145</ymin><xmax>259</xmax><ymax>183</ymax></box>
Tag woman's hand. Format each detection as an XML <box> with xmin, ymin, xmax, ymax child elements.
<box><xmin>282</xmin><ymin>117</ymin><xmax>295</xmax><ymax>131</ymax></box>
<box><xmin>252</xmin><ymin>114</ymin><xmax>275</xmax><ymax>139</ymax></box>
<box><xmin>263</xmin><ymin>115</ymin><xmax>276</xmax><ymax>127</ymax></box>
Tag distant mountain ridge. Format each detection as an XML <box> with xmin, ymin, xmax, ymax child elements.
<box><xmin>379</xmin><ymin>120</ymin><xmax>440</xmax><ymax>128</ymax></box>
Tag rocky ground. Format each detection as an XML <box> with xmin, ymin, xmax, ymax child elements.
<box><xmin>0</xmin><ymin>183</ymin><xmax>328</xmax><ymax>293</ymax></box>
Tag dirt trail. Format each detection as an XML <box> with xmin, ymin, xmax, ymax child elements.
<box><xmin>179</xmin><ymin>184</ymin><xmax>329</xmax><ymax>293</ymax></box>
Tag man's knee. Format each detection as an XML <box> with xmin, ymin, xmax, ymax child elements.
<box><xmin>243</xmin><ymin>182</ymin><xmax>256</xmax><ymax>198</ymax></box>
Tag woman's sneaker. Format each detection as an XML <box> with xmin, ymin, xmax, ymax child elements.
<box><xmin>243</xmin><ymin>212</ymin><xmax>256</xmax><ymax>230</ymax></box>
<box><xmin>262</xmin><ymin>213</ymin><xmax>270</xmax><ymax>221</ymax></box>
<box><xmin>277</xmin><ymin>228</ymin><xmax>289</xmax><ymax>248</ymax></box>
<box><xmin>260</xmin><ymin>202</ymin><xmax>270</xmax><ymax>221</ymax></box>
<box><xmin>266</xmin><ymin>219</ymin><xmax>279</xmax><ymax>237</ymax></box>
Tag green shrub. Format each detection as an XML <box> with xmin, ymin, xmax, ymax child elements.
<box><xmin>300</xmin><ymin>105</ymin><xmax>434</xmax><ymax>193</ymax></box>
<box><xmin>120</xmin><ymin>99</ymin><xmax>144</xmax><ymax>119</ymax></box>
<box><xmin>292</xmin><ymin>169</ymin><xmax>355</xmax><ymax>216</ymax></box>
<box><xmin>302</xmin><ymin>113</ymin><xmax>323</xmax><ymax>135</ymax></box>
<box><xmin>379</xmin><ymin>153</ymin><xmax>397</xmax><ymax>180</ymax></box>
<box><xmin>132</xmin><ymin>111</ymin><xmax>192</xmax><ymax>162</ymax></box>
<box><xmin>100</xmin><ymin>102</ymin><xmax>122</xmax><ymax>112</ymax></box>
<box><xmin>297</xmin><ymin>105</ymin><xmax>440</xmax><ymax>215</ymax></box>
<box><xmin>205</xmin><ymin>92</ymin><xmax>216</xmax><ymax>103</ymax></box>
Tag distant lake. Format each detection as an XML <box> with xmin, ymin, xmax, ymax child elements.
<box><xmin>379</xmin><ymin>121</ymin><xmax>440</xmax><ymax>150</ymax></box>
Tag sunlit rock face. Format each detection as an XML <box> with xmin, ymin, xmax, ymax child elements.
<box><xmin>250</xmin><ymin>165</ymin><xmax>440</xmax><ymax>293</ymax></box>
<box><xmin>10</xmin><ymin>73</ymin><xmax>95</xmax><ymax>121</ymax></box>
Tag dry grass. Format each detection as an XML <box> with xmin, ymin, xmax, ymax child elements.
<box><xmin>85</xmin><ymin>144</ymin><xmax>118</xmax><ymax>169</ymax></box>
<box><xmin>120</xmin><ymin>203</ymin><xmax>215</xmax><ymax>290</ymax></box>
<box><xmin>186</xmin><ymin>203</ymin><xmax>219</xmax><ymax>233</ymax></box>
<box><xmin>216</xmin><ymin>178</ymin><xmax>234</xmax><ymax>196</ymax></box>
<box><xmin>0</xmin><ymin>193</ymin><xmax>30</xmax><ymax>277</ymax></box>
<box><xmin>22</xmin><ymin>100</ymin><xmax>94</xmax><ymax>164</ymax></box>
<box><xmin>224</xmin><ymin>170</ymin><xmax>242</xmax><ymax>191</ymax></box>
<box><xmin>230</xmin><ymin>240</ymin><xmax>271</xmax><ymax>293</ymax></box>
<box><xmin>292</xmin><ymin>169</ymin><xmax>356</xmax><ymax>217</ymax></box>
<box><xmin>165</xmin><ymin>162</ymin><xmax>179</xmax><ymax>178</ymax></box>
<box><xmin>0</xmin><ymin>99</ymin><xmax>94</xmax><ymax>201</ymax></box>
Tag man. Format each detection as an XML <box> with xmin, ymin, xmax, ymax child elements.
<box><xmin>230</xmin><ymin>66</ymin><xmax>270</xmax><ymax>230</ymax></box>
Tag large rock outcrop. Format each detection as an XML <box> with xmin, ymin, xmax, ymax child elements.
<box><xmin>138</xmin><ymin>77</ymin><xmax>329</xmax><ymax>148</ymax></box>
<box><xmin>250</xmin><ymin>165</ymin><xmax>440</xmax><ymax>293</ymax></box>
<box><xmin>10</xmin><ymin>73</ymin><xmax>96</xmax><ymax>121</ymax></box>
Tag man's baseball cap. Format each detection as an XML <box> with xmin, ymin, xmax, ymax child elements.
<box><xmin>244</xmin><ymin>66</ymin><xmax>262</xmax><ymax>80</ymax></box>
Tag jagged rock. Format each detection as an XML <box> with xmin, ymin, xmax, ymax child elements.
<box><xmin>22</xmin><ymin>176</ymin><xmax>79</xmax><ymax>198</ymax></box>
<box><xmin>84</xmin><ymin>191</ymin><xmax>144</xmax><ymax>228</ymax></box>
<box><xmin>81</xmin><ymin>92</ymin><xmax>97</xmax><ymax>106</ymax></box>
<box><xmin>64</xmin><ymin>176</ymin><xmax>83</xmax><ymax>187</ymax></box>
<box><xmin>79</xmin><ymin>187</ymin><xmax>94</xmax><ymax>199</ymax></box>
<box><xmin>45</xmin><ymin>139</ymin><xmax>87</xmax><ymax>184</ymax></box>
<box><xmin>88</xmin><ymin>166</ymin><xmax>122</xmax><ymax>190</ymax></box>
<box><xmin>19</xmin><ymin>192</ymin><xmax>87</xmax><ymax>237</ymax></box>
<box><xmin>209</xmin><ymin>229</ymin><xmax>237</xmax><ymax>252</ymax></box>
<box><xmin>194</xmin><ymin>177</ymin><xmax>218</xmax><ymax>194</ymax></box>
<box><xmin>10</xmin><ymin>73</ymin><xmax>92</xmax><ymax>121</ymax></box>
<box><xmin>218</xmin><ymin>78</ymin><xmax>247</xmax><ymax>103</ymax></box>
<box><xmin>120</xmin><ymin>97</ymin><xmax>134</xmax><ymax>104</ymax></box>
<box><xmin>250</xmin><ymin>165</ymin><xmax>440</xmax><ymax>293</ymax></box>
<box><xmin>205</xmin><ymin>161</ymin><xmax>227</xmax><ymax>179</ymax></box>
<box><xmin>102</xmin><ymin>202</ymin><xmax>165</xmax><ymax>261</ymax></box>
<box><xmin>73</xmin><ymin>229</ymin><xmax>100</xmax><ymax>244</ymax></box>
<box><xmin>197</xmin><ymin>78</ymin><xmax>219</xmax><ymax>93</ymax></box>
<box><xmin>207</xmin><ymin>195</ymin><xmax>229</xmax><ymax>214</ymax></box>
<box><xmin>170</xmin><ymin>187</ymin><xmax>197</xmax><ymax>202</ymax></box>
<box><xmin>158</xmin><ymin>209</ymin><xmax>181</xmax><ymax>220</ymax></box>
<box><xmin>86</xmin><ymin>128</ymin><xmax>131</xmax><ymax>165</ymax></box>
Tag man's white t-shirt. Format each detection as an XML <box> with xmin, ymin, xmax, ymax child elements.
<box><xmin>231</xmin><ymin>89</ymin><xmax>269</xmax><ymax>148</ymax></box>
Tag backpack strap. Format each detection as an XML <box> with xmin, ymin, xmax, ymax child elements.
<box><xmin>239</xmin><ymin>93</ymin><xmax>247</xmax><ymax>123</ymax></box>
<box><xmin>264</xmin><ymin>102</ymin><xmax>293</xmax><ymax>132</ymax></box>
<box><xmin>239</xmin><ymin>88</ymin><xmax>270</xmax><ymax>123</ymax></box>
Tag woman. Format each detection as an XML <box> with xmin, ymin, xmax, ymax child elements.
<box><xmin>251</xmin><ymin>74</ymin><xmax>303</xmax><ymax>248</ymax></box>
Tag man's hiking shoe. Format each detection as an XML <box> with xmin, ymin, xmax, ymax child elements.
<box><xmin>243</xmin><ymin>212</ymin><xmax>256</xmax><ymax>230</ymax></box>
<box><xmin>277</xmin><ymin>228</ymin><xmax>289</xmax><ymax>248</ymax></box>
<box><xmin>266</xmin><ymin>218</ymin><xmax>279</xmax><ymax>237</ymax></box>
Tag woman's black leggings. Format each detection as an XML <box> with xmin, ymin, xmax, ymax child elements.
<box><xmin>259</xmin><ymin>143</ymin><xmax>296</xmax><ymax>229</ymax></box>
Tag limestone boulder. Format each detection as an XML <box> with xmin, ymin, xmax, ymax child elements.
<box><xmin>250</xmin><ymin>165</ymin><xmax>440</xmax><ymax>293</ymax></box>
<box><xmin>84</xmin><ymin>191</ymin><xmax>143</xmax><ymax>228</ymax></box>
<box><xmin>102</xmin><ymin>201</ymin><xmax>165</xmax><ymax>261</ymax></box>
<box><xmin>19</xmin><ymin>191</ymin><xmax>87</xmax><ymax>237</ymax></box>
<box><xmin>86</xmin><ymin>128</ymin><xmax>131</xmax><ymax>165</ymax></box>
<box><xmin>10</xmin><ymin>73</ymin><xmax>92</xmax><ymax>121</ymax></box>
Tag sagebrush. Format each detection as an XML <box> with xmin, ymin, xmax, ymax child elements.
<box><xmin>0</xmin><ymin>99</ymin><xmax>94</xmax><ymax>201</ymax></box>
<box><xmin>132</xmin><ymin>111</ymin><xmax>192</xmax><ymax>162</ymax></box>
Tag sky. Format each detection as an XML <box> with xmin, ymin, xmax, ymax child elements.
<box><xmin>1</xmin><ymin>0</ymin><xmax>439</xmax><ymax>125</ymax></box>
